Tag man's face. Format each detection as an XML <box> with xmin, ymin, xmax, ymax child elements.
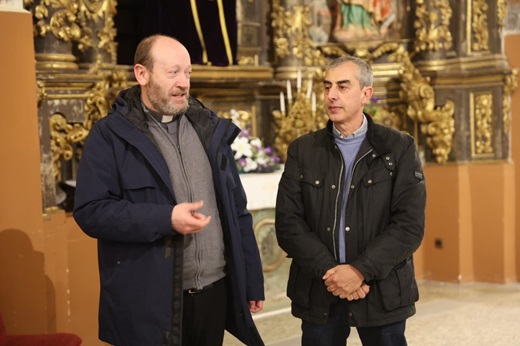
<box><xmin>141</xmin><ymin>38</ymin><xmax>192</xmax><ymax>115</ymax></box>
<box><xmin>323</xmin><ymin>62</ymin><xmax>372</xmax><ymax>126</ymax></box>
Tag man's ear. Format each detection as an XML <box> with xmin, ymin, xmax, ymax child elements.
<box><xmin>134</xmin><ymin>64</ymin><xmax>148</xmax><ymax>86</ymax></box>
<box><xmin>362</xmin><ymin>86</ymin><xmax>373</xmax><ymax>104</ymax></box>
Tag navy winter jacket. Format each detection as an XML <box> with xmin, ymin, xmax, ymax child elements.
<box><xmin>73</xmin><ymin>86</ymin><xmax>265</xmax><ymax>345</ymax></box>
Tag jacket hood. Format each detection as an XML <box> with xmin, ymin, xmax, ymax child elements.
<box><xmin>109</xmin><ymin>85</ymin><xmax>241</xmax><ymax>149</ymax></box>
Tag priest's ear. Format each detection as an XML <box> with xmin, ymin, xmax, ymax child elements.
<box><xmin>134</xmin><ymin>64</ymin><xmax>150</xmax><ymax>86</ymax></box>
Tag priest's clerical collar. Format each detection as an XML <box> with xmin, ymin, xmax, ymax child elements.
<box><xmin>141</xmin><ymin>103</ymin><xmax>178</xmax><ymax>123</ymax></box>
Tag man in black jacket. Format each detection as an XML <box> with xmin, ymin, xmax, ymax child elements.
<box><xmin>275</xmin><ymin>56</ymin><xmax>426</xmax><ymax>346</ymax></box>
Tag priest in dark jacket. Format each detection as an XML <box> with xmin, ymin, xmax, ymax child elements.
<box><xmin>73</xmin><ymin>34</ymin><xmax>264</xmax><ymax>346</ymax></box>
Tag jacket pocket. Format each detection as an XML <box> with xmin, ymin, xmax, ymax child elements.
<box><xmin>362</xmin><ymin>165</ymin><xmax>394</xmax><ymax>187</ymax></box>
<box><xmin>299</xmin><ymin>169</ymin><xmax>325</xmax><ymax>209</ymax></box>
<box><xmin>299</xmin><ymin>169</ymin><xmax>325</xmax><ymax>188</ymax></box>
<box><xmin>120</xmin><ymin>167</ymin><xmax>165</xmax><ymax>203</ymax></box>
<box><xmin>377</xmin><ymin>257</ymin><xmax>419</xmax><ymax>311</ymax></box>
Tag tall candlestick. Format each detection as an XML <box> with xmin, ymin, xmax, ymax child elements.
<box><xmin>286</xmin><ymin>80</ymin><xmax>292</xmax><ymax>101</ymax></box>
<box><xmin>280</xmin><ymin>91</ymin><xmax>285</xmax><ymax>113</ymax></box>
<box><xmin>312</xmin><ymin>92</ymin><xmax>316</xmax><ymax>113</ymax></box>
<box><xmin>297</xmin><ymin>69</ymin><xmax>302</xmax><ymax>91</ymax></box>
<box><xmin>306</xmin><ymin>79</ymin><xmax>313</xmax><ymax>99</ymax></box>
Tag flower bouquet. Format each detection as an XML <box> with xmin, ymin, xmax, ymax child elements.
<box><xmin>231</xmin><ymin>127</ymin><xmax>281</xmax><ymax>174</ymax></box>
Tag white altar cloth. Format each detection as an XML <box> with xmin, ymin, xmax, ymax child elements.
<box><xmin>239</xmin><ymin>168</ymin><xmax>283</xmax><ymax>211</ymax></box>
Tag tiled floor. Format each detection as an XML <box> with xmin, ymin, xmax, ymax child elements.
<box><xmin>224</xmin><ymin>280</ymin><xmax>520</xmax><ymax>345</ymax></box>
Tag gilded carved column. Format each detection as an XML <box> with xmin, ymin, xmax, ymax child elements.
<box><xmin>74</xmin><ymin>0</ymin><xmax>117</xmax><ymax>68</ymax></box>
<box><xmin>24</xmin><ymin>0</ymin><xmax>127</xmax><ymax>210</ymax></box>
<box><xmin>412</xmin><ymin>0</ymin><xmax>453</xmax><ymax>60</ymax></box>
<box><xmin>24</xmin><ymin>0</ymin><xmax>81</xmax><ymax>70</ymax></box>
<box><xmin>271</xmin><ymin>0</ymin><xmax>325</xmax><ymax>79</ymax></box>
<box><xmin>409</xmin><ymin>0</ymin><xmax>515</xmax><ymax>163</ymax></box>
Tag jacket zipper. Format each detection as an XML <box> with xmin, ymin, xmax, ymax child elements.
<box><xmin>332</xmin><ymin>145</ymin><xmax>344</xmax><ymax>261</ymax></box>
<box><xmin>351</xmin><ymin>148</ymin><xmax>374</xmax><ymax>185</ymax></box>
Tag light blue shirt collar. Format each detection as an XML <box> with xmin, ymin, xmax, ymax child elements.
<box><xmin>332</xmin><ymin>114</ymin><xmax>367</xmax><ymax>139</ymax></box>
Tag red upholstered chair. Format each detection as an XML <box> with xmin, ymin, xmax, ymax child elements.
<box><xmin>0</xmin><ymin>314</ymin><xmax>82</xmax><ymax>346</ymax></box>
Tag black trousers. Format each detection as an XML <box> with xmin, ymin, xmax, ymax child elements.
<box><xmin>182</xmin><ymin>278</ymin><xmax>227</xmax><ymax>346</ymax></box>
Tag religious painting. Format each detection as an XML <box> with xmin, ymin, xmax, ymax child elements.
<box><xmin>307</xmin><ymin>0</ymin><xmax>410</xmax><ymax>45</ymax></box>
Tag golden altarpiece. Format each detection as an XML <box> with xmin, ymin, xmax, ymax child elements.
<box><xmin>25</xmin><ymin>0</ymin><xmax>516</xmax><ymax>278</ymax></box>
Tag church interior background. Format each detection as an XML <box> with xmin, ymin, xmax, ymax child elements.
<box><xmin>1</xmin><ymin>0</ymin><xmax>520</xmax><ymax>344</ymax></box>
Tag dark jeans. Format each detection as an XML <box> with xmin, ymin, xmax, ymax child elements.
<box><xmin>182</xmin><ymin>278</ymin><xmax>227</xmax><ymax>346</ymax></box>
<box><xmin>301</xmin><ymin>300</ymin><xmax>407</xmax><ymax>346</ymax></box>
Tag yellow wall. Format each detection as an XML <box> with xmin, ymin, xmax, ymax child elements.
<box><xmin>0</xmin><ymin>9</ymin><xmax>48</xmax><ymax>333</ymax></box>
<box><xmin>506</xmin><ymin>34</ymin><xmax>520</xmax><ymax>281</ymax></box>
<box><xmin>421</xmin><ymin>162</ymin><xmax>516</xmax><ymax>283</ymax></box>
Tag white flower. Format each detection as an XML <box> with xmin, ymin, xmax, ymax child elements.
<box><xmin>231</xmin><ymin>136</ymin><xmax>253</xmax><ymax>159</ymax></box>
<box><xmin>249</xmin><ymin>137</ymin><xmax>262</xmax><ymax>148</ymax></box>
<box><xmin>242</xmin><ymin>157</ymin><xmax>259</xmax><ymax>173</ymax></box>
<box><xmin>255</xmin><ymin>152</ymin><xmax>269</xmax><ymax>166</ymax></box>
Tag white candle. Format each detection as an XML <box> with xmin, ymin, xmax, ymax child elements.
<box><xmin>286</xmin><ymin>80</ymin><xmax>292</xmax><ymax>100</ymax></box>
<box><xmin>312</xmin><ymin>92</ymin><xmax>316</xmax><ymax>113</ymax></box>
<box><xmin>306</xmin><ymin>79</ymin><xmax>313</xmax><ymax>99</ymax></box>
<box><xmin>280</xmin><ymin>91</ymin><xmax>285</xmax><ymax>113</ymax></box>
<box><xmin>297</xmin><ymin>69</ymin><xmax>302</xmax><ymax>91</ymax></box>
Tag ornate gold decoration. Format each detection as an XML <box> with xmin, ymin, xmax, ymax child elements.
<box><xmin>503</xmin><ymin>69</ymin><xmax>518</xmax><ymax>134</ymax></box>
<box><xmin>371</xmin><ymin>43</ymin><xmax>455</xmax><ymax>163</ymax></box>
<box><xmin>76</xmin><ymin>0</ymin><xmax>118</xmax><ymax>64</ymax></box>
<box><xmin>497</xmin><ymin>0</ymin><xmax>508</xmax><ymax>35</ymax></box>
<box><xmin>371</xmin><ymin>106</ymin><xmax>403</xmax><ymax>131</ymax></box>
<box><xmin>84</xmin><ymin>69</ymin><xmax>128</xmax><ymax>131</ymax></box>
<box><xmin>37</xmin><ymin>80</ymin><xmax>47</xmax><ymax>107</ymax></box>
<box><xmin>50</xmin><ymin>113</ymin><xmax>89</xmax><ymax>181</ymax></box>
<box><xmin>471</xmin><ymin>0</ymin><xmax>490</xmax><ymax>52</ymax></box>
<box><xmin>27</xmin><ymin>0</ymin><xmax>82</xmax><ymax>42</ymax></box>
<box><xmin>470</xmin><ymin>92</ymin><xmax>494</xmax><ymax>157</ymax></box>
<box><xmin>237</xmin><ymin>55</ymin><xmax>259</xmax><ymax>66</ymax></box>
<box><xmin>413</xmin><ymin>0</ymin><xmax>453</xmax><ymax>53</ymax></box>
<box><xmin>273</xmin><ymin>76</ymin><xmax>326</xmax><ymax>162</ymax></box>
<box><xmin>271</xmin><ymin>0</ymin><xmax>326</xmax><ymax>66</ymax></box>
<box><xmin>319</xmin><ymin>45</ymin><xmax>349</xmax><ymax>58</ymax></box>
<box><xmin>49</xmin><ymin>69</ymin><xmax>128</xmax><ymax>178</ymax></box>
<box><xmin>218</xmin><ymin>109</ymin><xmax>253</xmax><ymax>134</ymax></box>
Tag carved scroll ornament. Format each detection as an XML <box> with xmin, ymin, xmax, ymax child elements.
<box><xmin>413</xmin><ymin>0</ymin><xmax>453</xmax><ymax>53</ymax></box>
<box><xmin>372</xmin><ymin>43</ymin><xmax>455</xmax><ymax>164</ymax></box>
<box><xmin>24</xmin><ymin>0</ymin><xmax>82</xmax><ymax>42</ymax></box>
<box><xmin>75</xmin><ymin>0</ymin><xmax>118</xmax><ymax>64</ymax></box>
